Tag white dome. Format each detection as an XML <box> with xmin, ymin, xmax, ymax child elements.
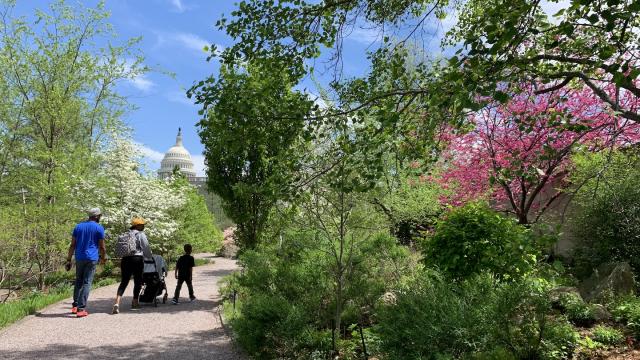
<box><xmin>158</xmin><ymin>128</ymin><xmax>197</xmax><ymax>179</ymax></box>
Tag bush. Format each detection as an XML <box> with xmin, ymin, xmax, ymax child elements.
<box><xmin>611</xmin><ymin>296</ymin><xmax>640</xmax><ymax>337</ymax></box>
<box><xmin>422</xmin><ymin>202</ymin><xmax>537</xmax><ymax>280</ymax></box>
<box><xmin>225</xmin><ymin>222</ymin><xmax>411</xmax><ymax>359</ymax></box>
<box><xmin>591</xmin><ymin>325</ymin><xmax>624</xmax><ymax>345</ymax></box>
<box><xmin>375</xmin><ymin>270</ymin><xmax>496</xmax><ymax>359</ymax></box>
<box><xmin>570</xmin><ymin>151</ymin><xmax>640</xmax><ymax>279</ymax></box>
<box><xmin>539</xmin><ymin>320</ymin><xmax>581</xmax><ymax>360</ymax></box>
<box><xmin>558</xmin><ymin>293</ymin><xmax>597</xmax><ymax>327</ymax></box>
<box><xmin>232</xmin><ymin>293</ymin><xmax>313</xmax><ymax>356</ymax></box>
<box><xmin>375</xmin><ymin>270</ymin><xmax>575</xmax><ymax>359</ymax></box>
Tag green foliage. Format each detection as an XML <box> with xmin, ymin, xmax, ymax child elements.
<box><xmin>591</xmin><ymin>325</ymin><xmax>624</xmax><ymax>346</ymax></box>
<box><xmin>422</xmin><ymin>202</ymin><xmax>537</xmax><ymax>280</ymax></box>
<box><xmin>0</xmin><ymin>0</ymin><xmax>146</xmax><ymax>290</ymax></box>
<box><xmin>444</xmin><ymin>0</ymin><xmax>640</xmax><ymax>124</ymax></box>
<box><xmin>0</xmin><ymin>285</ymin><xmax>71</xmax><ymax>328</ymax></box>
<box><xmin>570</xmin><ymin>151</ymin><xmax>640</xmax><ymax>279</ymax></box>
<box><xmin>558</xmin><ymin>292</ymin><xmax>597</xmax><ymax>327</ymax></box>
<box><xmin>540</xmin><ymin>320</ymin><xmax>581</xmax><ymax>360</ymax></box>
<box><xmin>223</xmin><ymin>215</ymin><xmax>411</xmax><ymax>359</ymax></box>
<box><xmin>375</xmin><ymin>270</ymin><xmax>496</xmax><ymax>359</ymax></box>
<box><xmin>190</xmin><ymin>63</ymin><xmax>313</xmax><ymax>250</ymax></box>
<box><xmin>611</xmin><ymin>296</ymin><xmax>640</xmax><ymax>337</ymax></box>
<box><xmin>373</xmin><ymin>170</ymin><xmax>444</xmax><ymax>245</ymax></box>
<box><xmin>172</xmin><ymin>177</ymin><xmax>223</xmax><ymax>256</ymax></box>
<box><xmin>576</xmin><ymin>336</ymin><xmax>605</xmax><ymax>352</ymax></box>
<box><xmin>375</xmin><ymin>270</ymin><xmax>577</xmax><ymax>360</ymax></box>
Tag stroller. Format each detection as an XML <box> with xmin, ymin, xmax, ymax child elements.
<box><xmin>139</xmin><ymin>254</ymin><xmax>169</xmax><ymax>307</ymax></box>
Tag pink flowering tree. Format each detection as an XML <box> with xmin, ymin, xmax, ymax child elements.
<box><xmin>439</xmin><ymin>85</ymin><xmax>640</xmax><ymax>224</ymax></box>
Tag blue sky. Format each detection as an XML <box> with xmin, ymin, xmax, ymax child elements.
<box><xmin>14</xmin><ymin>0</ymin><xmax>566</xmax><ymax>175</ymax></box>
<box><xmin>14</xmin><ymin>0</ymin><xmax>396</xmax><ymax>175</ymax></box>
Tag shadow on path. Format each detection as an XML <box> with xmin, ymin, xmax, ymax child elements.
<box><xmin>1</xmin><ymin>328</ymin><xmax>240</xmax><ymax>360</ymax></box>
<box><xmin>34</xmin><ymin>298</ymin><xmax>223</xmax><ymax>318</ymax></box>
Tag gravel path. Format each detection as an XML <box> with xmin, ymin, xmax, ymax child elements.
<box><xmin>0</xmin><ymin>256</ymin><xmax>246</xmax><ymax>360</ymax></box>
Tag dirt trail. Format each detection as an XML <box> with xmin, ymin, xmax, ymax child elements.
<box><xmin>0</xmin><ymin>256</ymin><xmax>245</xmax><ymax>360</ymax></box>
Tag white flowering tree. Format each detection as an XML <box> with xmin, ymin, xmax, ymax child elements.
<box><xmin>79</xmin><ymin>138</ymin><xmax>186</xmax><ymax>256</ymax></box>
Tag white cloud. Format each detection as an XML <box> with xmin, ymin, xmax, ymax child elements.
<box><xmin>154</xmin><ymin>31</ymin><xmax>223</xmax><ymax>58</ymax></box>
<box><xmin>135</xmin><ymin>142</ymin><xmax>165</xmax><ymax>164</ymax></box>
<box><xmin>170</xmin><ymin>0</ymin><xmax>186</xmax><ymax>12</ymax></box>
<box><xmin>129</xmin><ymin>75</ymin><xmax>155</xmax><ymax>92</ymax></box>
<box><xmin>173</xmin><ymin>32</ymin><xmax>209</xmax><ymax>53</ymax></box>
<box><xmin>347</xmin><ymin>27</ymin><xmax>382</xmax><ymax>45</ymax></box>
<box><xmin>191</xmin><ymin>154</ymin><xmax>207</xmax><ymax>177</ymax></box>
<box><xmin>166</xmin><ymin>90</ymin><xmax>196</xmax><ymax>106</ymax></box>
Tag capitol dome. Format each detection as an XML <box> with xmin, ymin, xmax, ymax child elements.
<box><xmin>158</xmin><ymin>128</ymin><xmax>197</xmax><ymax>179</ymax></box>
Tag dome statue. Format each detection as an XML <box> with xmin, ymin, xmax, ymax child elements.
<box><xmin>158</xmin><ymin>128</ymin><xmax>196</xmax><ymax>179</ymax></box>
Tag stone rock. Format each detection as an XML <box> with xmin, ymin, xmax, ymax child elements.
<box><xmin>549</xmin><ymin>286</ymin><xmax>582</xmax><ymax>309</ymax></box>
<box><xmin>591</xmin><ymin>304</ymin><xmax>612</xmax><ymax>322</ymax></box>
<box><xmin>579</xmin><ymin>262</ymin><xmax>637</xmax><ymax>303</ymax></box>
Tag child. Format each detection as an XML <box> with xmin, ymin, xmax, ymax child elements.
<box><xmin>172</xmin><ymin>244</ymin><xmax>196</xmax><ymax>304</ymax></box>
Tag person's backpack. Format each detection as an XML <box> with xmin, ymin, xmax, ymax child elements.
<box><xmin>115</xmin><ymin>230</ymin><xmax>138</xmax><ymax>258</ymax></box>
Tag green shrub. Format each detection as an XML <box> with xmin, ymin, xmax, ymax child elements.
<box><xmin>591</xmin><ymin>325</ymin><xmax>624</xmax><ymax>345</ymax></box>
<box><xmin>422</xmin><ymin>202</ymin><xmax>537</xmax><ymax>280</ymax></box>
<box><xmin>570</xmin><ymin>151</ymin><xmax>640</xmax><ymax>279</ymax></box>
<box><xmin>232</xmin><ymin>293</ymin><xmax>312</xmax><ymax>357</ymax></box>
<box><xmin>558</xmin><ymin>293</ymin><xmax>596</xmax><ymax>327</ymax></box>
<box><xmin>375</xmin><ymin>270</ymin><xmax>574</xmax><ymax>359</ymax></box>
<box><xmin>375</xmin><ymin>270</ymin><xmax>496</xmax><ymax>359</ymax></box>
<box><xmin>611</xmin><ymin>296</ymin><xmax>640</xmax><ymax>336</ymax></box>
<box><xmin>472</xmin><ymin>347</ymin><xmax>516</xmax><ymax>360</ymax></box>
<box><xmin>224</xmin><ymin>223</ymin><xmax>410</xmax><ymax>359</ymax></box>
<box><xmin>539</xmin><ymin>319</ymin><xmax>580</xmax><ymax>360</ymax></box>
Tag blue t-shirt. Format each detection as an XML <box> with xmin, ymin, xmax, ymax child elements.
<box><xmin>72</xmin><ymin>221</ymin><xmax>105</xmax><ymax>261</ymax></box>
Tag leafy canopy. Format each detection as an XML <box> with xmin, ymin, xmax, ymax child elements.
<box><xmin>190</xmin><ymin>63</ymin><xmax>314</xmax><ymax>249</ymax></box>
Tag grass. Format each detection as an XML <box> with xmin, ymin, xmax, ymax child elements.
<box><xmin>0</xmin><ymin>285</ymin><xmax>71</xmax><ymax>329</ymax></box>
<box><xmin>195</xmin><ymin>258</ymin><xmax>214</xmax><ymax>267</ymax></box>
<box><xmin>1</xmin><ymin>267</ymin><xmax>120</xmax><ymax>330</ymax></box>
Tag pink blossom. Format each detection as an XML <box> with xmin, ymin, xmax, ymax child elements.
<box><xmin>438</xmin><ymin>84</ymin><xmax>640</xmax><ymax>223</ymax></box>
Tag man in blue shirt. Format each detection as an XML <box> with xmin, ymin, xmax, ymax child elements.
<box><xmin>66</xmin><ymin>207</ymin><xmax>106</xmax><ymax>317</ymax></box>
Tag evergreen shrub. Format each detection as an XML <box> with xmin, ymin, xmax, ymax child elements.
<box><xmin>422</xmin><ymin>202</ymin><xmax>537</xmax><ymax>280</ymax></box>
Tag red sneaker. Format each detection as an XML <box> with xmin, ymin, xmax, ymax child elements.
<box><xmin>76</xmin><ymin>310</ymin><xmax>89</xmax><ymax>318</ymax></box>
<box><xmin>71</xmin><ymin>306</ymin><xmax>78</xmax><ymax>314</ymax></box>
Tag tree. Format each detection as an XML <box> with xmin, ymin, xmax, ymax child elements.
<box><xmin>171</xmin><ymin>176</ymin><xmax>224</xmax><ymax>256</ymax></box>
<box><xmin>443</xmin><ymin>0</ymin><xmax>640</xmax><ymax>123</ymax></box>
<box><xmin>0</xmin><ymin>0</ymin><xmax>146</xmax><ymax>288</ymax></box>
<box><xmin>207</xmin><ymin>0</ymin><xmax>463</xmax><ymax>153</ymax></box>
<box><xmin>569</xmin><ymin>150</ymin><xmax>640</xmax><ymax>278</ymax></box>
<box><xmin>438</xmin><ymin>85</ymin><xmax>640</xmax><ymax>224</ymax></box>
<box><xmin>189</xmin><ymin>63</ymin><xmax>314</xmax><ymax>250</ymax></box>
<box><xmin>85</xmin><ymin>139</ymin><xmax>186</xmax><ymax>255</ymax></box>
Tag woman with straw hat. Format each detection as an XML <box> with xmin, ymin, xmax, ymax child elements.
<box><xmin>112</xmin><ymin>217</ymin><xmax>151</xmax><ymax>314</ymax></box>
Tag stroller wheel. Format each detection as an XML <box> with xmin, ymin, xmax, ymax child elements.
<box><xmin>154</xmin><ymin>298</ymin><xmax>158</xmax><ymax>307</ymax></box>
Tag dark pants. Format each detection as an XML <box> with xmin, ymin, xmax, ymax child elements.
<box><xmin>73</xmin><ymin>260</ymin><xmax>98</xmax><ymax>310</ymax></box>
<box><xmin>174</xmin><ymin>277</ymin><xmax>194</xmax><ymax>300</ymax></box>
<box><xmin>117</xmin><ymin>256</ymin><xmax>144</xmax><ymax>299</ymax></box>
